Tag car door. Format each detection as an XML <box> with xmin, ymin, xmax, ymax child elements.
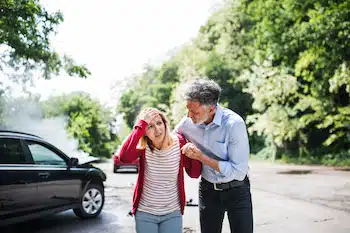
<box><xmin>22</xmin><ymin>140</ymin><xmax>82</xmax><ymax>210</ymax></box>
<box><xmin>0</xmin><ymin>137</ymin><xmax>38</xmax><ymax>220</ymax></box>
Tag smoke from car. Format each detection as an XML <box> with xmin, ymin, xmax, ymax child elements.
<box><xmin>0</xmin><ymin>99</ymin><xmax>87</xmax><ymax>159</ymax></box>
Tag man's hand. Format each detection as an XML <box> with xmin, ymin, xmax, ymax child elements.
<box><xmin>182</xmin><ymin>142</ymin><xmax>221</xmax><ymax>172</ymax></box>
<box><xmin>181</xmin><ymin>143</ymin><xmax>203</xmax><ymax>161</ymax></box>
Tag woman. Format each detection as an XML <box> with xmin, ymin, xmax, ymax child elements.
<box><xmin>119</xmin><ymin>108</ymin><xmax>202</xmax><ymax>233</ymax></box>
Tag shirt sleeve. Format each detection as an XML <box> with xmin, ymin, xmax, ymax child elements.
<box><xmin>177</xmin><ymin>133</ymin><xmax>202</xmax><ymax>178</ymax></box>
<box><xmin>218</xmin><ymin>120</ymin><xmax>250</xmax><ymax>181</ymax></box>
<box><xmin>119</xmin><ymin>120</ymin><xmax>147</xmax><ymax>163</ymax></box>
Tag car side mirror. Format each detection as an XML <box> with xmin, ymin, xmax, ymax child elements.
<box><xmin>69</xmin><ymin>157</ymin><xmax>79</xmax><ymax>167</ymax></box>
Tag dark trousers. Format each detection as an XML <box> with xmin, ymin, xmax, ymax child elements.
<box><xmin>199</xmin><ymin>177</ymin><xmax>253</xmax><ymax>233</ymax></box>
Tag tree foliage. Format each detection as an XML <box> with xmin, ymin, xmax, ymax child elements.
<box><xmin>0</xmin><ymin>0</ymin><xmax>90</xmax><ymax>79</ymax></box>
<box><xmin>43</xmin><ymin>92</ymin><xmax>119</xmax><ymax>158</ymax></box>
<box><xmin>243</xmin><ymin>0</ymin><xmax>350</xmax><ymax>157</ymax></box>
<box><xmin>117</xmin><ymin>0</ymin><xmax>349</xmax><ymax>164</ymax></box>
<box><xmin>118</xmin><ymin>61</ymin><xmax>181</xmax><ymax>128</ymax></box>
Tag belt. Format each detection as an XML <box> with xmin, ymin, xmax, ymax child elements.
<box><xmin>202</xmin><ymin>176</ymin><xmax>248</xmax><ymax>191</ymax></box>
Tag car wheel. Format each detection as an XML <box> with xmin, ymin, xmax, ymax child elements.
<box><xmin>74</xmin><ymin>183</ymin><xmax>104</xmax><ymax>219</ymax></box>
<box><xmin>113</xmin><ymin>165</ymin><xmax>119</xmax><ymax>173</ymax></box>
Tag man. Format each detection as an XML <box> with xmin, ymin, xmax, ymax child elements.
<box><xmin>175</xmin><ymin>79</ymin><xmax>253</xmax><ymax>233</ymax></box>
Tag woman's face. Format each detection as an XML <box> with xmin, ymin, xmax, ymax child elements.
<box><xmin>145</xmin><ymin>114</ymin><xmax>166</xmax><ymax>144</ymax></box>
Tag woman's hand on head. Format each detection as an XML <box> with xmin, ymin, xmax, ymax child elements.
<box><xmin>139</xmin><ymin>108</ymin><xmax>159</xmax><ymax>124</ymax></box>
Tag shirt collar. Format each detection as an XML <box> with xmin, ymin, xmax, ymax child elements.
<box><xmin>212</xmin><ymin>104</ymin><xmax>223</xmax><ymax>126</ymax></box>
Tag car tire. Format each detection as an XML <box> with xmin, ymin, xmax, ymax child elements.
<box><xmin>73</xmin><ymin>183</ymin><xmax>104</xmax><ymax>219</ymax></box>
<box><xmin>113</xmin><ymin>165</ymin><xmax>119</xmax><ymax>173</ymax></box>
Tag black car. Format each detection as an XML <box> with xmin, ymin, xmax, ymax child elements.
<box><xmin>0</xmin><ymin>130</ymin><xmax>107</xmax><ymax>226</ymax></box>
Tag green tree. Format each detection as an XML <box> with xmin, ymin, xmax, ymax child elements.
<box><xmin>118</xmin><ymin>60</ymin><xmax>181</xmax><ymax>128</ymax></box>
<box><xmin>43</xmin><ymin>92</ymin><xmax>119</xmax><ymax>158</ymax></box>
<box><xmin>118</xmin><ymin>67</ymin><xmax>158</xmax><ymax>128</ymax></box>
<box><xmin>117</xmin><ymin>0</ymin><xmax>349</xmax><ymax>165</ymax></box>
<box><xmin>243</xmin><ymin>0</ymin><xmax>350</xmax><ymax>157</ymax></box>
<box><xmin>0</xmin><ymin>0</ymin><xmax>90</xmax><ymax>80</ymax></box>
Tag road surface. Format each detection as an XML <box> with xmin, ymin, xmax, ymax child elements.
<box><xmin>2</xmin><ymin>160</ymin><xmax>349</xmax><ymax>233</ymax></box>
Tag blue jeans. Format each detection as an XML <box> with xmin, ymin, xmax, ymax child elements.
<box><xmin>135</xmin><ymin>210</ymin><xmax>182</xmax><ymax>233</ymax></box>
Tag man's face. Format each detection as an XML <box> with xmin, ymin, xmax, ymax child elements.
<box><xmin>186</xmin><ymin>101</ymin><xmax>210</xmax><ymax>125</ymax></box>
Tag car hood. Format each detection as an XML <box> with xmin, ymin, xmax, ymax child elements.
<box><xmin>77</xmin><ymin>156</ymin><xmax>102</xmax><ymax>165</ymax></box>
<box><xmin>66</xmin><ymin>152</ymin><xmax>101</xmax><ymax>165</ymax></box>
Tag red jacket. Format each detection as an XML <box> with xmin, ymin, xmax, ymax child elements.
<box><xmin>119</xmin><ymin>120</ymin><xmax>202</xmax><ymax>215</ymax></box>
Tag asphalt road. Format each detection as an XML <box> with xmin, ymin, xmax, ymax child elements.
<box><xmin>1</xmin><ymin>160</ymin><xmax>349</xmax><ymax>233</ymax></box>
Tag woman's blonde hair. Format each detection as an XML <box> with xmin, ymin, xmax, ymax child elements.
<box><xmin>136</xmin><ymin>108</ymin><xmax>174</xmax><ymax>152</ymax></box>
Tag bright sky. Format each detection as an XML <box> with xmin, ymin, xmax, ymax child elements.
<box><xmin>25</xmin><ymin>0</ymin><xmax>221</xmax><ymax>106</ymax></box>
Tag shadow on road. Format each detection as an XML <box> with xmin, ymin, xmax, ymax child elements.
<box><xmin>334</xmin><ymin>167</ymin><xmax>350</xmax><ymax>172</ymax></box>
<box><xmin>0</xmin><ymin>210</ymin><xmax>107</xmax><ymax>233</ymax></box>
<box><xmin>277</xmin><ymin>169</ymin><xmax>313</xmax><ymax>175</ymax></box>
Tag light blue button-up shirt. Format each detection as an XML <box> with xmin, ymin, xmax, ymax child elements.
<box><xmin>175</xmin><ymin>105</ymin><xmax>250</xmax><ymax>183</ymax></box>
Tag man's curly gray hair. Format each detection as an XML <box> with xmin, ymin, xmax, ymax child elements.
<box><xmin>183</xmin><ymin>79</ymin><xmax>222</xmax><ymax>106</ymax></box>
